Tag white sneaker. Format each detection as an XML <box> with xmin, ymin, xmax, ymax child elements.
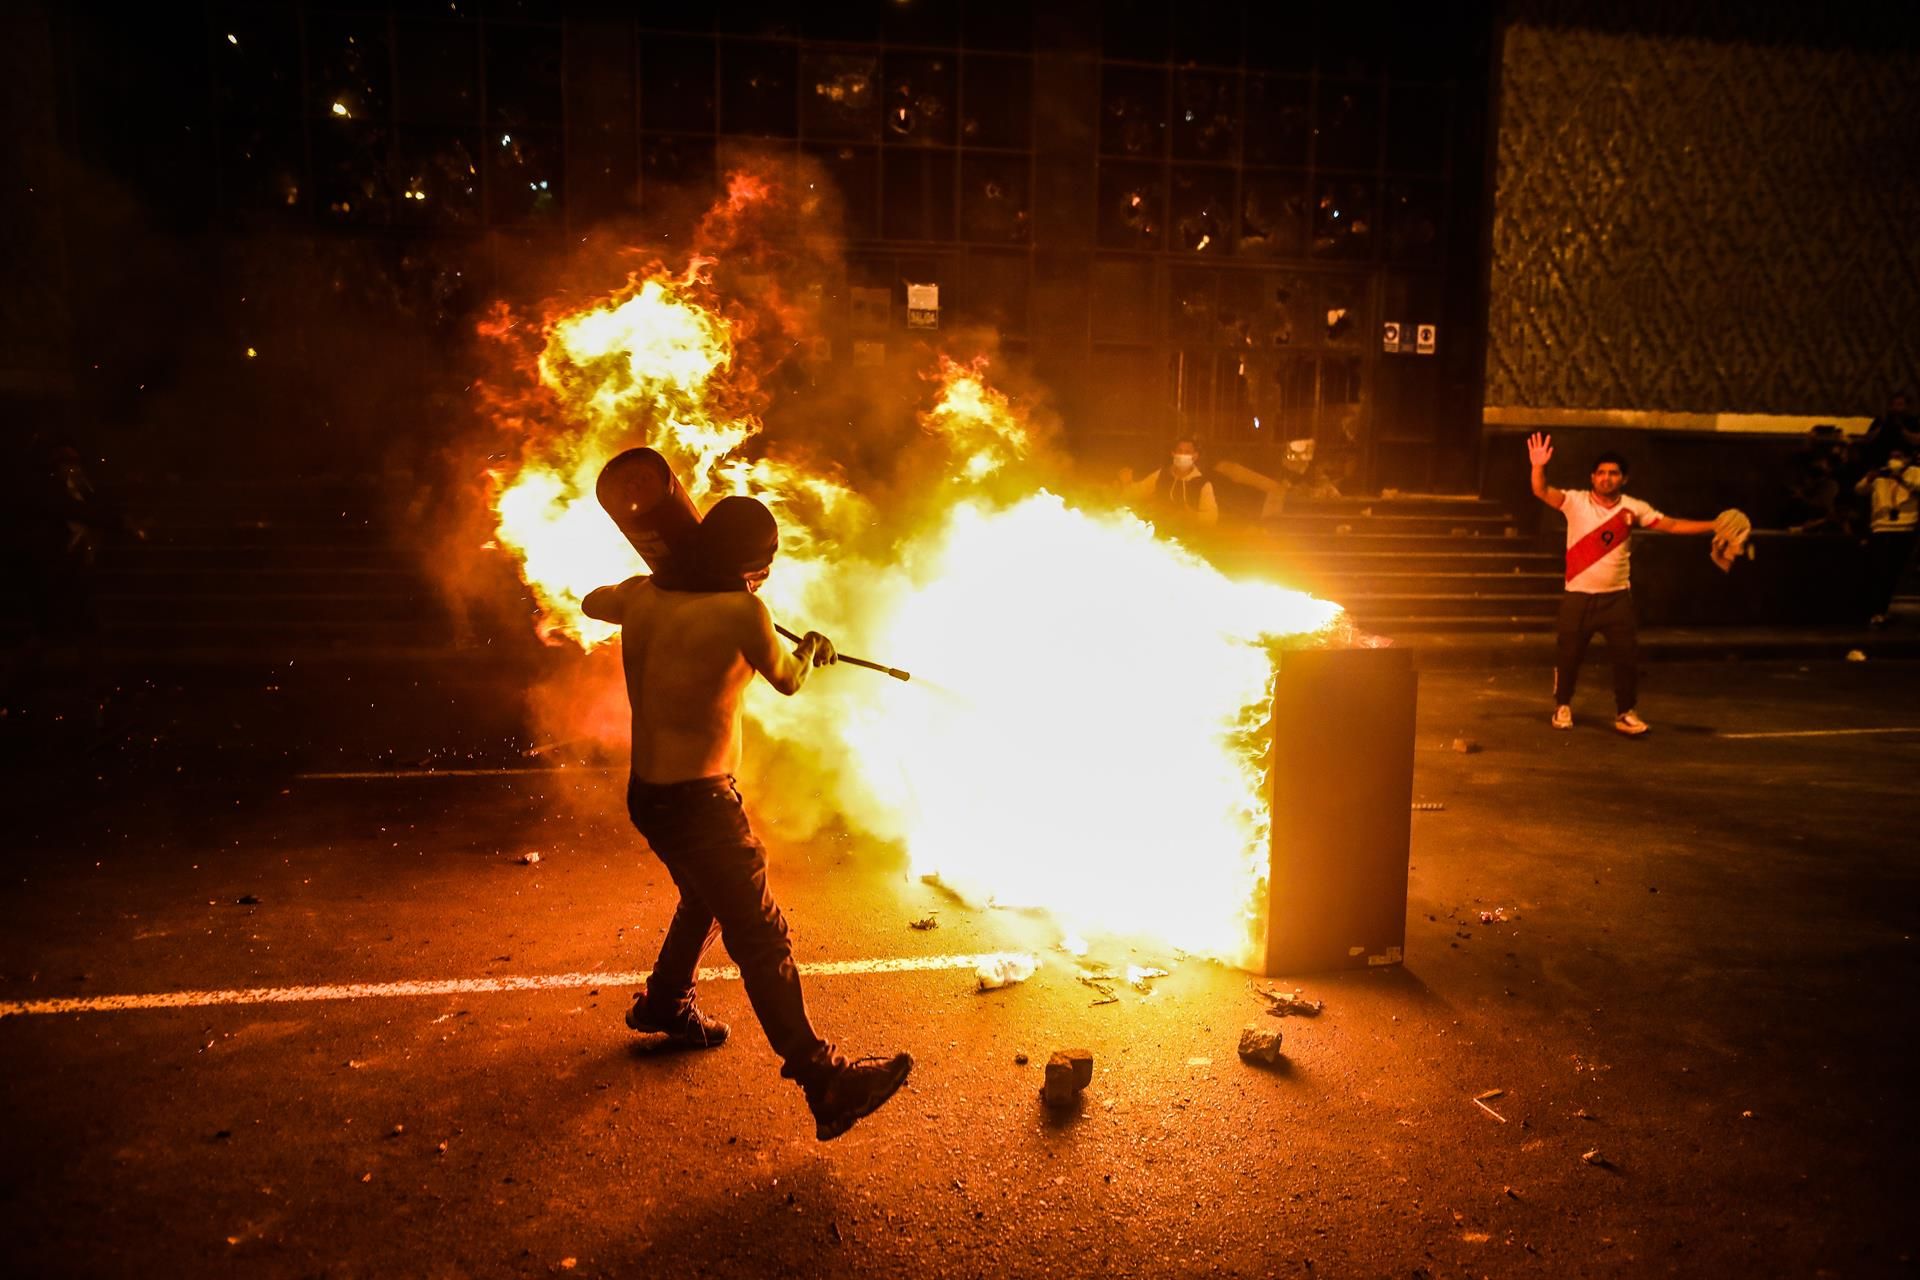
<box><xmin>1551</xmin><ymin>705</ymin><xmax>1573</xmax><ymax>730</ymax></box>
<box><xmin>1615</xmin><ymin>710</ymin><xmax>1649</xmax><ymax>736</ymax></box>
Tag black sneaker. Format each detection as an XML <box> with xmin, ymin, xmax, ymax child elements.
<box><xmin>806</xmin><ymin>1053</ymin><xmax>913</xmax><ymax>1141</ymax></box>
<box><xmin>625</xmin><ymin>990</ymin><xmax>729</xmax><ymax>1048</ymax></box>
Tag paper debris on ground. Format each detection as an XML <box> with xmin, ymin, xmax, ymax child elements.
<box><xmin>1125</xmin><ymin>965</ymin><xmax>1170</xmax><ymax>991</ymax></box>
<box><xmin>975</xmin><ymin>953</ymin><xmax>1038</xmax><ymax>991</ymax></box>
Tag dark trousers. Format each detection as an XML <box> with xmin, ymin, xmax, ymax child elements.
<box><xmin>627</xmin><ymin>775</ymin><xmax>837</xmax><ymax>1086</ymax></box>
<box><xmin>1554</xmin><ymin>589</ymin><xmax>1639</xmax><ymax>714</ymax></box>
<box><xmin>1865</xmin><ymin>531</ymin><xmax>1917</xmax><ymax>617</ymax></box>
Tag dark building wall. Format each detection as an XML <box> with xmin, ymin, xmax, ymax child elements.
<box><xmin>1487</xmin><ymin>10</ymin><xmax>1920</xmax><ymax>416</ymax></box>
<box><xmin>0</xmin><ymin>6</ymin><xmax>70</xmax><ymax>405</ymax></box>
<box><xmin>23</xmin><ymin>1</ymin><xmax>1498</xmax><ymax>494</ymax></box>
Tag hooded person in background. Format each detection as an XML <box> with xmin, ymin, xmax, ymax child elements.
<box><xmin>1855</xmin><ymin>449</ymin><xmax>1920</xmax><ymax>626</ymax></box>
<box><xmin>582</xmin><ymin>493</ymin><xmax>913</xmax><ymax>1141</ymax></box>
<box><xmin>1123</xmin><ymin>437</ymin><xmax>1218</xmax><ymax>529</ymax></box>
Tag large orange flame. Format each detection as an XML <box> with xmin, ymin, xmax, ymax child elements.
<box><xmin>481</xmin><ymin>174</ymin><xmax>1345</xmax><ymax>964</ymax></box>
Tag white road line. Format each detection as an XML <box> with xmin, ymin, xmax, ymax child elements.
<box><xmin>0</xmin><ymin>952</ymin><xmax>1026</xmax><ymax>1019</ymax></box>
<box><xmin>1718</xmin><ymin>726</ymin><xmax>1920</xmax><ymax>740</ymax></box>
<box><xmin>297</xmin><ymin>767</ymin><xmax>623</xmax><ymax>780</ymax></box>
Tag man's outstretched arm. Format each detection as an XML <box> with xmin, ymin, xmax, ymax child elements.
<box><xmin>1527</xmin><ymin>433</ymin><xmax>1565</xmax><ymax>509</ymax></box>
<box><xmin>738</xmin><ymin>596</ymin><xmax>835</xmax><ymax>696</ymax></box>
<box><xmin>1647</xmin><ymin>515</ymin><xmax>1717</xmax><ymax>535</ymax></box>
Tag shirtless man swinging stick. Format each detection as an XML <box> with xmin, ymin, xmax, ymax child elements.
<box><xmin>583</xmin><ymin>486</ymin><xmax>912</xmax><ymax>1141</ymax></box>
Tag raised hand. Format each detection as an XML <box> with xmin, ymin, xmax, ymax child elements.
<box><xmin>1526</xmin><ymin>432</ymin><xmax>1554</xmax><ymax>467</ymax></box>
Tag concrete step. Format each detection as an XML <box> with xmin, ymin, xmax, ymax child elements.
<box><xmin>1291</xmin><ymin>572</ymin><xmax>1565</xmax><ymax>597</ymax></box>
<box><xmin>1249</xmin><ymin>550</ymin><xmax>1562</xmax><ymax>576</ymax></box>
<box><xmin>1340</xmin><ymin>592</ymin><xmax>1561</xmax><ymax>620</ymax></box>
<box><xmin>1252</xmin><ymin>531</ymin><xmax>1546</xmax><ymax>556</ymax></box>
<box><xmin>1265</xmin><ymin>514</ymin><xmax>1519</xmax><ymax>537</ymax></box>
<box><xmin>1355</xmin><ymin>614</ymin><xmax>1558</xmax><ymax>634</ymax></box>
<box><xmin>1282</xmin><ymin>494</ymin><xmax>1510</xmax><ymax>519</ymax></box>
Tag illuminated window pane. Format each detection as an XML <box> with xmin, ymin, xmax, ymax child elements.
<box><xmin>315</xmin><ymin>122</ymin><xmax>395</xmax><ymax>225</ymax></box>
<box><xmin>1170</xmin><ymin>166</ymin><xmax>1233</xmax><ymax>254</ymax></box>
<box><xmin>1171</xmin><ymin>71</ymin><xmax>1237</xmax><ymax>163</ymax></box>
<box><xmin>488</xmin><ymin>126</ymin><xmax>563</xmax><ymax>223</ymax></box>
<box><xmin>959</xmin><ymin>153</ymin><xmax>1030</xmax><ymax>243</ymax></box>
<box><xmin>309</xmin><ymin>15</ymin><xmax>390</xmax><ymax>123</ymax></box>
<box><xmin>1100</xmin><ymin>66</ymin><xmax>1167</xmax><ymax>159</ymax></box>
<box><xmin>883</xmin><ymin>52</ymin><xmax>956</xmax><ymax>147</ymax></box>
<box><xmin>1238</xmin><ymin>170</ymin><xmax>1308</xmax><ymax>259</ymax></box>
<box><xmin>397</xmin><ymin>130</ymin><xmax>483</xmax><ymax>227</ymax></box>
<box><xmin>801</xmin><ymin>52</ymin><xmax>880</xmax><ymax>141</ymax></box>
<box><xmin>1097</xmin><ymin>162</ymin><xmax>1165</xmax><ymax>250</ymax></box>
<box><xmin>1310</xmin><ymin>178</ymin><xmax>1376</xmax><ymax>260</ymax></box>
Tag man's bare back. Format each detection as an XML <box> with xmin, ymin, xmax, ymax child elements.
<box><xmin>583</xmin><ymin>577</ymin><xmax>833</xmax><ymax>783</ymax></box>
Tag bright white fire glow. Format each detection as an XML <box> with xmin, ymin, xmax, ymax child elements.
<box><xmin>815</xmin><ymin>494</ymin><xmax>1341</xmax><ymax>953</ymax></box>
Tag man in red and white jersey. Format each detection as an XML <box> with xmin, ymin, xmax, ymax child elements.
<box><xmin>1527</xmin><ymin>433</ymin><xmax>1718</xmax><ymax>734</ymax></box>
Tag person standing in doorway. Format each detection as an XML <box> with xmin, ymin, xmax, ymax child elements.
<box><xmin>1527</xmin><ymin>433</ymin><xmax>1719</xmax><ymax>735</ymax></box>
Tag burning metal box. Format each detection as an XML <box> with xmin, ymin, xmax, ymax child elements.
<box><xmin>1263</xmin><ymin>647</ymin><xmax>1417</xmax><ymax>975</ymax></box>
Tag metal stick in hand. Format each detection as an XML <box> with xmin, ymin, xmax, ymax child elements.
<box><xmin>775</xmin><ymin>623</ymin><xmax>911</xmax><ymax>682</ymax></box>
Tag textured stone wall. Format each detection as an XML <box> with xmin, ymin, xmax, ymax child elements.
<box><xmin>1487</xmin><ymin>22</ymin><xmax>1920</xmax><ymax>414</ymax></box>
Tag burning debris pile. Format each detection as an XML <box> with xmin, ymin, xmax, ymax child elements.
<box><xmin>465</xmin><ymin>158</ymin><xmax>1345</xmax><ymax>967</ymax></box>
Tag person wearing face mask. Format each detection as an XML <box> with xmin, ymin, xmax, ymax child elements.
<box><xmin>1126</xmin><ymin>437</ymin><xmax>1219</xmax><ymax>529</ymax></box>
<box><xmin>581</xmin><ymin>473</ymin><xmax>914</xmax><ymax>1142</ymax></box>
<box><xmin>1854</xmin><ymin>448</ymin><xmax>1920</xmax><ymax>626</ymax></box>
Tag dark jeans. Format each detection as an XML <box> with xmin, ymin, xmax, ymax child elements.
<box><xmin>1865</xmin><ymin>531</ymin><xmax>1917</xmax><ymax>617</ymax></box>
<box><xmin>627</xmin><ymin>774</ymin><xmax>838</xmax><ymax>1087</ymax></box>
<box><xmin>1554</xmin><ymin>589</ymin><xmax>1639</xmax><ymax>714</ymax></box>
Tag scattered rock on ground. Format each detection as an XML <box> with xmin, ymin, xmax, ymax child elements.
<box><xmin>1042</xmin><ymin>1049</ymin><xmax>1093</xmax><ymax>1106</ymax></box>
<box><xmin>1238</xmin><ymin>1024</ymin><xmax>1285</xmax><ymax>1066</ymax></box>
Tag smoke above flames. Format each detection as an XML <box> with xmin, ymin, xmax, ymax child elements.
<box><xmin>452</xmin><ymin>153</ymin><xmax>1344</xmax><ymax>965</ymax></box>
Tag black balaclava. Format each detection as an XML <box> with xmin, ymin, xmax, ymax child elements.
<box><xmin>685</xmin><ymin>495</ymin><xmax>779</xmax><ymax>591</ymax></box>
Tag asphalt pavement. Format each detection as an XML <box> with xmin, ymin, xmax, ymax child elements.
<box><xmin>3</xmin><ymin>657</ymin><xmax>1918</xmax><ymax>1278</ymax></box>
